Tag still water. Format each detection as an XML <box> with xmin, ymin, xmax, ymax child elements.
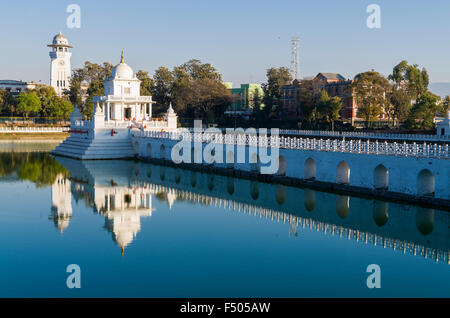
<box><xmin>0</xmin><ymin>142</ymin><xmax>449</xmax><ymax>297</ymax></box>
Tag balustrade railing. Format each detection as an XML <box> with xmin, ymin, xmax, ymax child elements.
<box><xmin>184</xmin><ymin>127</ymin><xmax>449</xmax><ymax>142</ymax></box>
<box><xmin>131</xmin><ymin>130</ymin><xmax>450</xmax><ymax>159</ymax></box>
<box><xmin>0</xmin><ymin>126</ymin><xmax>68</xmax><ymax>133</ymax></box>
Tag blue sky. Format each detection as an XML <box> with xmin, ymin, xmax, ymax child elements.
<box><xmin>1</xmin><ymin>0</ymin><xmax>450</xmax><ymax>86</ymax></box>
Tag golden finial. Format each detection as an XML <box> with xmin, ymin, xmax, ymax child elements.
<box><xmin>120</xmin><ymin>50</ymin><xmax>124</xmax><ymax>63</ymax></box>
<box><xmin>121</xmin><ymin>246</ymin><xmax>125</xmax><ymax>257</ymax></box>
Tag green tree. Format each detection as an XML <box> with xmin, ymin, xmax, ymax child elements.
<box><xmin>31</xmin><ymin>86</ymin><xmax>57</xmax><ymax>117</ymax></box>
<box><xmin>182</xmin><ymin>79</ymin><xmax>231</xmax><ymax>122</ymax></box>
<box><xmin>388</xmin><ymin>88</ymin><xmax>411</xmax><ymax>124</ymax></box>
<box><xmin>317</xmin><ymin>89</ymin><xmax>342</xmax><ymax>124</ymax></box>
<box><xmin>389</xmin><ymin>60</ymin><xmax>429</xmax><ymax>100</ymax></box>
<box><xmin>352</xmin><ymin>71</ymin><xmax>390</xmax><ymax>126</ymax></box>
<box><xmin>406</xmin><ymin>91</ymin><xmax>440</xmax><ymax>129</ymax></box>
<box><xmin>46</xmin><ymin>96</ymin><xmax>74</xmax><ymax>120</ymax></box>
<box><xmin>0</xmin><ymin>89</ymin><xmax>17</xmax><ymax>116</ymax></box>
<box><xmin>296</xmin><ymin>80</ymin><xmax>316</xmax><ymax>124</ymax></box>
<box><xmin>440</xmin><ymin>96</ymin><xmax>450</xmax><ymax>116</ymax></box>
<box><xmin>66</xmin><ymin>61</ymin><xmax>113</xmax><ymax>118</ymax></box>
<box><xmin>136</xmin><ymin>70</ymin><xmax>155</xmax><ymax>96</ymax></box>
<box><xmin>16</xmin><ymin>92</ymin><xmax>41</xmax><ymax>118</ymax></box>
<box><xmin>152</xmin><ymin>66</ymin><xmax>174</xmax><ymax>117</ymax></box>
<box><xmin>262</xmin><ymin>67</ymin><xmax>292</xmax><ymax>116</ymax></box>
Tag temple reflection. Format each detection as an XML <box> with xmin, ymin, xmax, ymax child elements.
<box><xmin>46</xmin><ymin>157</ymin><xmax>449</xmax><ymax>264</ymax></box>
<box><xmin>50</xmin><ymin>175</ymin><xmax>72</xmax><ymax>234</ymax></box>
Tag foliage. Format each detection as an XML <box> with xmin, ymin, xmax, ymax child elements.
<box><xmin>317</xmin><ymin>89</ymin><xmax>342</xmax><ymax>122</ymax></box>
<box><xmin>16</xmin><ymin>92</ymin><xmax>41</xmax><ymax>118</ymax></box>
<box><xmin>296</xmin><ymin>80</ymin><xmax>316</xmax><ymax>123</ymax></box>
<box><xmin>0</xmin><ymin>152</ymin><xmax>69</xmax><ymax>187</ymax></box>
<box><xmin>352</xmin><ymin>71</ymin><xmax>390</xmax><ymax>125</ymax></box>
<box><xmin>261</xmin><ymin>67</ymin><xmax>292</xmax><ymax>115</ymax></box>
<box><xmin>406</xmin><ymin>91</ymin><xmax>440</xmax><ymax>129</ymax></box>
<box><xmin>136</xmin><ymin>70</ymin><xmax>155</xmax><ymax>97</ymax></box>
<box><xmin>181</xmin><ymin>78</ymin><xmax>231</xmax><ymax>121</ymax></box>
<box><xmin>0</xmin><ymin>89</ymin><xmax>17</xmax><ymax>115</ymax></box>
<box><xmin>152</xmin><ymin>66</ymin><xmax>174</xmax><ymax>116</ymax></box>
<box><xmin>389</xmin><ymin>60</ymin><xmax>429</xmax><ymax>99</ymax></box>
<box><xmin>440</xmin><ymin>96</ymin><xmax>450</xmax><ymax>116</ymax></box>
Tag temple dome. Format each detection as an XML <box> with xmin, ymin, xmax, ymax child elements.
<box><xmin>52</xmin><ymin>31</ymin><xmax>69</xmax><ymax>45</ymax></box>
<box><xmin>111</xmin><ymin>51</ymin><xmax>134</xmax><ymax>79</ymax></box>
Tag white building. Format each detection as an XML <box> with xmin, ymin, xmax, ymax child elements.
<box><xmin>93</xmin><ymin>51</ymin><xmax>153</xmax><ymax>122</ymax></box>
<box><xmin>48</xmin><ymin>32</ymin><xmax>72</xmax><ymax>97</ymax></box>
<box><xmin>52</xmin><ymin>52</ymin><xmax>178</xmax><ymax>160</ymax></box>
<box><xmin>0</xmin><ymin>80</ymin><xmax>40</xmax><ymax>96</ymax></box>
<box><xmin>437</xmin><ymin>111</ymin><xmax>450</xmax><ymax>136</ymax></box>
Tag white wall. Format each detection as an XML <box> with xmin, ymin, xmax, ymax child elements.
<box><xmin>133</xmin><ymin>137</ymin><xmax>450</xmax><ymax>200</ymax></box>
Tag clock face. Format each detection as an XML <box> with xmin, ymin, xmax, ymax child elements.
<box><xmin>59</xmin><ymin>60</ymin><xmax>65</xmax><ymax>66</ymax></box>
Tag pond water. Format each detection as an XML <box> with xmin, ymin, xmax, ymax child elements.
<box><xmin>0</xmin><ymin>142</ymin><xmax>449</xmax><ymax>297</ymax></box>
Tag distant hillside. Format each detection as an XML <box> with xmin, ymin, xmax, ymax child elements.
<box><xmin>429</xmin><ymin>82</ymin><xmax>450</xmax><ymax>98</ymax></box>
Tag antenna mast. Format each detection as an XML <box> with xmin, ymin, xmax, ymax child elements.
<box><xmin>290</xmin><ymin>36</ymin><xmax>300</xmax><ymax>80</ymax></box>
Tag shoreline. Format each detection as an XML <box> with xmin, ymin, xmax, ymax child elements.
<box><xmin>0</xmin><ymin>133</ymin><xmax>69</xmax><ymax>141</ymax></box>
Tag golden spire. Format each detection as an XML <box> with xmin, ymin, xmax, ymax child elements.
<box><xmin>120</xmin><ymin>50</ymin><xmax>124</xmax><ymax>63</ymax></box>
<box><xmin>121</xmin><ymin>245</ymin><xmax>125</xmax><ymax>257</ymax></box>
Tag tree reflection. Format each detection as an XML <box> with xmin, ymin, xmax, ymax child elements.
<box><xmin>0</xmin><ymin>152</ymin><xmax>68</xmax><ymax>187</ymax></box>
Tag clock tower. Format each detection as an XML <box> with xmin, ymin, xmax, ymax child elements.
<box><xmin>48</xmin><ymin>32</ymin><xmax>72</xmax><ymax>97</ymax></box>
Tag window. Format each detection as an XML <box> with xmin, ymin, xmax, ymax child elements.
<box><xmin>124</xmin><ymin>87</ymin><xmax>131</xmax><ymax>94</ymax></box>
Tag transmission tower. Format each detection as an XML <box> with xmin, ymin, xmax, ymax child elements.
<box><xmin>290</xmin><ymin>36</ymin><xmax>300</xmax><ymax>80</ymax></box>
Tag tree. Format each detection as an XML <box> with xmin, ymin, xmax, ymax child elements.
<box><xmin>262</xmin><ymin>67</ymin><xmax>292</xmax><ymax>116</ymax></box>
<box><xmin>440</xmin><ymin>96</ymin><xmax>450</xmax><ymax>116</ymax></box>
<box><xmin>317</xmin><ymin>89</ymin><xmax>342</xmax><ymax>124</ymax></box>
<box><xmin>388</xmin><ymin>61</ymin><xmax>430</xmax><ymax>125</ymax></box>
<box><xmin>388</xmin><ymin>88</ymin><xmax>411</xmax><ymax>123</ymax></box>
<box><xmin>16</xmin><ymin>92</ymin><xmax>41</xmax><ymax>118</ymax></box>
<box><xmin>0</xmin><ymin>89</ymin><xmax>16</xmax><ymax>116</ymax></box>
<box><xmin>66</xmin><ymin>61</ymin><xmax>113</xmax><ymax>118</ymax></box>
<box><xmin>296</xmin><ymin>80</ymin><xmax>316</xmax><ymax>124</ymax></box>
<box><xmin>182</xmin><ymin>79</ymin><xmax>231</xmax><ymax>122</ymax></box>
<box><xmin>406</xmin><ymin>91</ymin><xmax>440</xmax><ymax>129</ymax></box>
<box><xmin>31</xmin><ymin>86</ymin><xmax>57</xmax><ymax>117</ymax></box>
<box><xmin>152</xmin><ymin>66</ymin><xmax>174</xmax><ymax>117</ymax></box>
<box><xmin>46</xmin><ymin>96</ymin><xmax>74</xmax><ymax>120</ymax></box>
<box><xmin>352</xmin><ymin>71</ymin><xmax>390</xmax><ymax>126</ymax></box>
<box><xmin>136</xmin><ymin>70</ymin><xmax>155</xmax><ymax>96</ymax></box>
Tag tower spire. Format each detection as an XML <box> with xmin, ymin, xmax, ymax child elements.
<box><xmin>120</xmin><ymin>50</ymin><xmax>124</xmax><ymax>63</ymax></box>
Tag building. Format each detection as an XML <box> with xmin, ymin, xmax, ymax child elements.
<box><xmin>281</xmin><ymin>79</ymin><xmax>302</xmax><ymax>119</ymax></box>
<box><xmin>437</xmin><ymin>111</ymin><xmax>450</xmax><ymax>136</ymax></box>
<box><xmin>225</xmin><ymin>83</ymin><xmax>264</xmax><ymax>116</ymax></box>
<box><xmin>48</xmin><ymin>32</ymin><xmax>72</xmax><ymax>97</ymax></box>
<box><xmin>0</xmin><ymin>80</ymin><xmax>40</xmax><ymax>96</ymax></box>
<box><xmin>52</xmin><ymin>52</ymin><xmax>177</xmax><ymax>160</ymax></box>
<box><xmin>281</xmin><ymin>73</ymin><xmax>359</xmax><ymax>122</ymax></box>
<box><xmin>322</xmin><ymin>80</ymin><xmax>358</xmax><ymax>121</ymax></box>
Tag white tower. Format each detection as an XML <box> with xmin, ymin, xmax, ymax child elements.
<box><xmin>48</xmin><ymin>32</ymin><xmax>72</xmax><ymax>97</ymax></box>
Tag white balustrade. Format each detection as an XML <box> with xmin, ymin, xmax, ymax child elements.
<box><xmin>131</xmin><ymin>130</ymin><xmax>449</xmax><ymax>159</ymax></box>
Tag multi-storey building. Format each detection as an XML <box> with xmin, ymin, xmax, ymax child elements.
<box><xmin>281</xmin><ymin>73</ymin><xmax>359</xmax><ymax>122</ymax></box>
<box><xmin>0</xmin><ymin>80</ymin><xmax>40</xmax><ymax>97</ymax></box>
<box><xmin>224</xmin><ymin>83</ymin><xmax>264</xmax><ymax>117</ymax></box>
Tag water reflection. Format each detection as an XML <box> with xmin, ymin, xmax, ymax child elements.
<box><xmin>1</xmin><ymin>152</ymin><xmax>449</xmax><ymax>264</ymax></box>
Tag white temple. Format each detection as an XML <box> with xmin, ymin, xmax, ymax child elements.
<box><xmin>437</xmin><ymin>111</ymin><xmax>450</xmax><ymax>136</ymax></box>
<box><xmin>52</xmin><ymin>52</ymin><xmax>178</xmax><ymax>159</ymax></box>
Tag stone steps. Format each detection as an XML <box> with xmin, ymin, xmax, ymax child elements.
<box><xmin>52</xmin><ymin>135</ymin><xmax>136</xmax><ymax>159</ymax></box>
